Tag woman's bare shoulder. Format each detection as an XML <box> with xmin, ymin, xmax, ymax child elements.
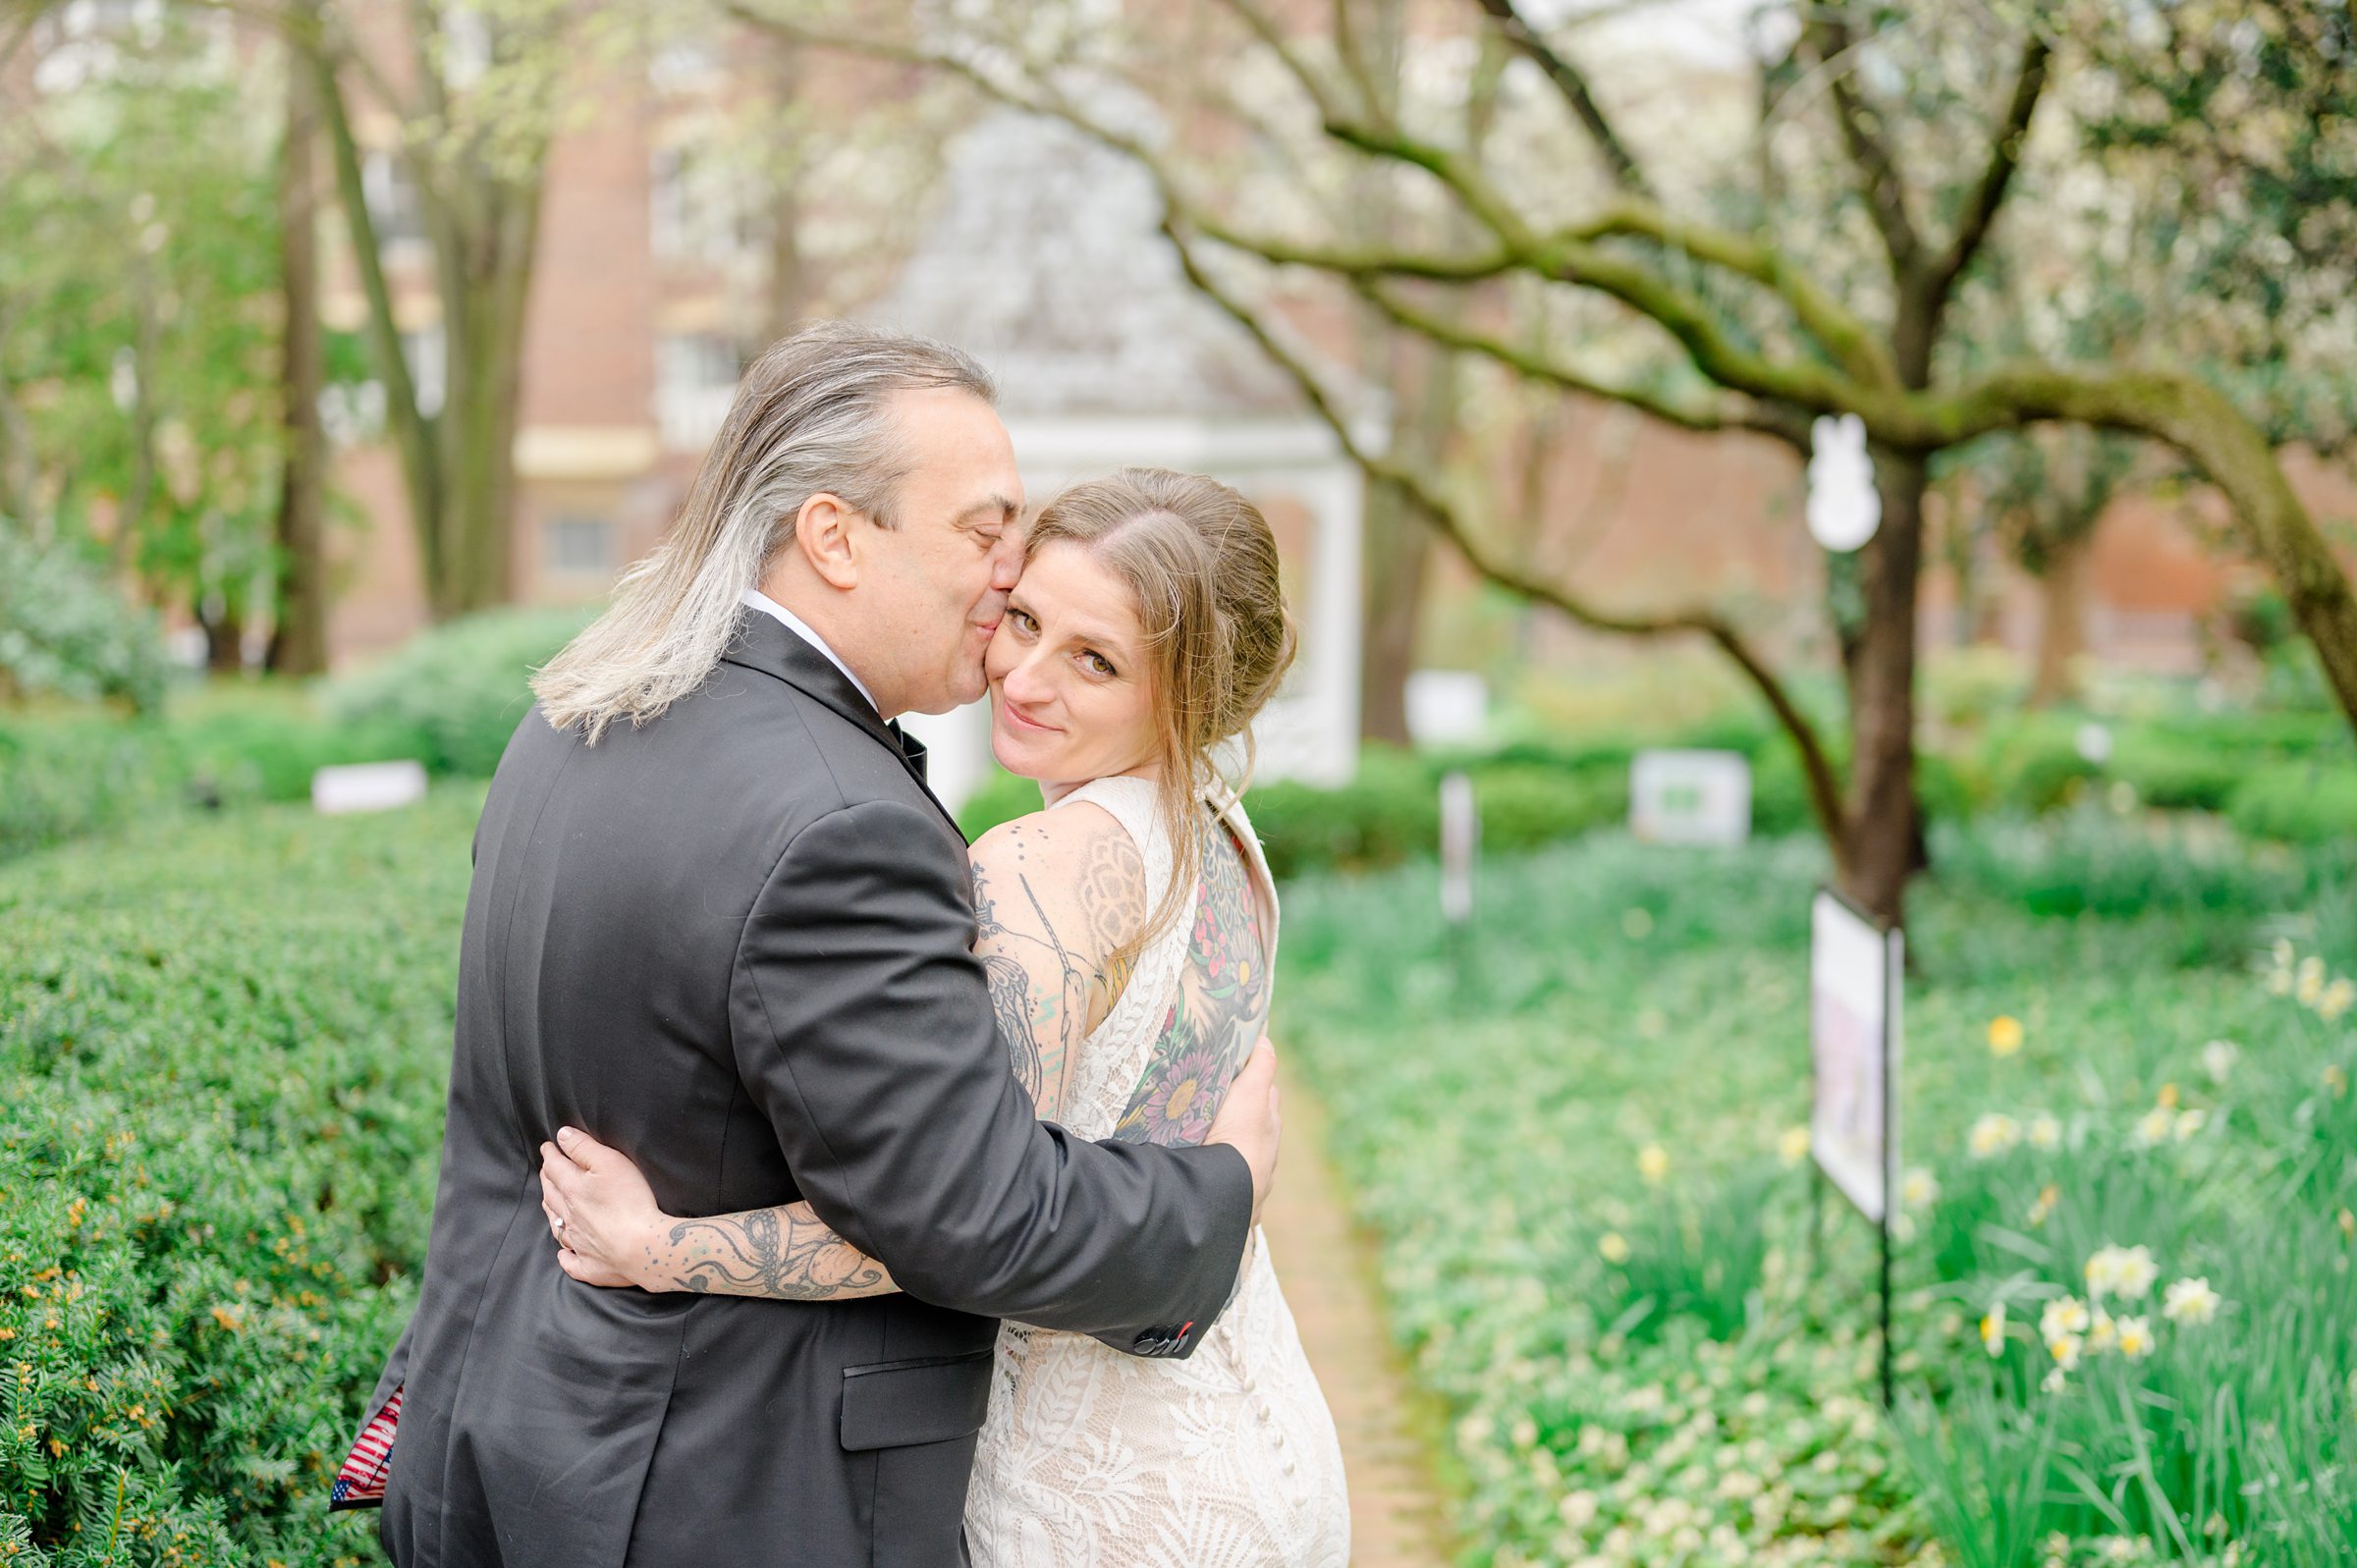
<box><xmin>970</xmin><ymin>803</ymin><xmax>1146</xmax><ymax>965</ymax></box>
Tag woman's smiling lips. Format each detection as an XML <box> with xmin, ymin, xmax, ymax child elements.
<box><xmin>999</xmin><ymin>698</ymin><xmax>1059</xmax><ymax>734</ymax></box>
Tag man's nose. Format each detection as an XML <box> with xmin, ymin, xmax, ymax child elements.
<box><xmin>989</xmin><ymin>534</ymin><xmax>1024</xmax><ymax>591</ymax></box>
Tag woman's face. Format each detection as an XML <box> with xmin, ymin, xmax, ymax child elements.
<box><xmin>985</xmin><ymin>540</ymin><xmax>1161</xmax><ymax>788</ymax></box>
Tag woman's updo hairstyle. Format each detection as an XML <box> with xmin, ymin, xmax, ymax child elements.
<box><xmin>1025</xmin><ymin>467</ymin><xmax>1297</xmax><ymax>957</ymax></box>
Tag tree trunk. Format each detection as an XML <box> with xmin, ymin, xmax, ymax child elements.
<box><xmin>1358</xmin><ymin>479</ymin><xmax>1430</xmax><ymax>744</ymax></box>
<box><xmin>762</xmin><ymin>38</ymin><xmax>807</xmax><ymax>343</ymax></box>
<box><xmin>203</xmin><ymin>603</ymin><xmax>247</xmax><ymax>675</ymax></box>
<box><xmin>1837</xmin><ymin>445</ymin><xmax>1928</xmax><ymax>930</ymax></box>
<box><xmin>433</xmin><ymin>176</ymin><xmax>544</xmax><ymax>617</ymax></box>
<box><xmin>269</xmin><ymin>47</ymin><xmax>331</xmax><ymax>676</ymax></box>
<box><xmin>2028</xmin><ymin>526</ymin><xmax>2089</xmax><ymax>708</ymax></box>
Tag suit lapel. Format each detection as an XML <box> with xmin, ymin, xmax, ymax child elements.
<box><xmin>718</xmin><ymin>610</ymin><xmax>965</xmax><ymax>840</ymax></box>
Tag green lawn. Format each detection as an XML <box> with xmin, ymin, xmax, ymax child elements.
<box><xmin>1281</xmin><ymin>817</ymin><xmax>2357</xmax><ymax>1567</ymax></box>
<box><xmin>3</xmin><ymin>789</ymin><xmax>2352</xmax><ymax>1566</ymax></box>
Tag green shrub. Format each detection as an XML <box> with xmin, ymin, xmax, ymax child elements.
<box><xmin>2229</xmin><ymin>761</ymin><xmax>2357</xmax><ymax>844</ymax></box>
<box><xmin>327</xmin><ymin>606</ymin><xmax>595</xmax><ymax>777</ymax></box>
<box><xmin>0</xmin><ymin>714</ymin><xmax>187</xmax><ymax>862</ymax></box>
<box><xmin>0</xmin><ymin>791</ymin><xmax>476</xmax><ymax>1562</ymax></box>
<box><xmin>957</xmin><ymin>768</ymin><xmax>1041</xmax><ymax>841</ymax></box>
<box><xmin>1244</xmin><ymin>748</ymin><xmax>1438</xmax><ymax>880</ymax></box>
<box><xmin>175</xmin><ymin>701</ymin><xmax>430</xmax><ymax>804</ymax></box>
<box><xmin>0</xmin><ymin>529</ymin><xmax>173</xmax><ymax>714</ymax></box>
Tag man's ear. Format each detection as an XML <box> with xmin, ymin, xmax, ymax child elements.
<box><xmin>793</xmin><ymin>493</ymin><xmax>861</xmax><ymax>589</ymax></box>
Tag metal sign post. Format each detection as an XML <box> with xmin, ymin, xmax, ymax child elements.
<box><xmin>1809</xmin><ymin>887</ymin><xmax>1904</xmax><ymax>1407</ymax></box>
<box><xmin>1439</xmin><ymin>771</ymin><xmax>1477</xmax><ymax>988</ymax></box>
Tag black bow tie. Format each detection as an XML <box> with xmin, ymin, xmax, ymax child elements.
<box><xmin>885</xmin><ymin>720</ymin><xmax>929</xmax><ymax>784</ymax></box>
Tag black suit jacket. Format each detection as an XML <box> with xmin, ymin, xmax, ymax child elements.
<box><xmin>365</xmin><ymin>611</ymin><xmax>1253</xmax><ymax>1568</ymax></box>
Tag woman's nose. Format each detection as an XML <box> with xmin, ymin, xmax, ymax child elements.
<box><xmin>1001</xmin><ymin>648</ymin><xmax>1055</xmax><ymax>704</ymax></box>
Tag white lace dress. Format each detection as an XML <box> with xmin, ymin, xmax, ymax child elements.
<box><xmin>963</xmin><ymin>776</ymin><xmax>1350</xmax><ymax>1568</ymax></box>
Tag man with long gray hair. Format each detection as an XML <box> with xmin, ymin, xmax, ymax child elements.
<box><xmin>342</xmin><ymin>320</ymin><xmax>1280</xmax><ymax>1565</ymax></box>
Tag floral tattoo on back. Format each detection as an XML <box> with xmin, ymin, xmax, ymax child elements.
<box><xmin>1111</xmin><ymin>818</ymin><xmax>1268</xmax><ymax>1147</ymax></box>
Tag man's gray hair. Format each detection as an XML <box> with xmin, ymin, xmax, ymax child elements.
<box><xmin>532</xmin><ymin>320</ymin><xmax>995</xmax><ymax>741</ymax></box>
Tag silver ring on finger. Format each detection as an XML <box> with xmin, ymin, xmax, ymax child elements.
<box><xmin>553</xmin><ymin>1216</ymin><xmax>567</xmax><ymax>1240</ymax></box>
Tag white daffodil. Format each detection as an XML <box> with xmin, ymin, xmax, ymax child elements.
<box><xmin>2132</xmin><ymin>1106</ymin><xmax>2174</xmax><ymax>1148</ymax></box>
<box><xmin>1637</xmin><ymin>1144</ymin><xmax>1671</xmax><ymax>1185</ymax></box>
<box><xmin>2162</xmin><ymin>1277</ymin><xmax>2220</xmax><ymax>1325</ymax></box>
<box><xmin>1980</xmin><ymin>1302</ymin><xmax>2007</xmax><ymax>1357</ymax></box>
<box><xmin>2040</xmin><ymin>1296</ymin><xmax>2091</xmax><ymax>1340</ymax></box>
<box><xmin>1968</xmin><ymin>1113</ymin><xmax>2021</xmax><ymax>1160</ymax></box>
<box><xmin>2201</xmin><ymin>1040</ymin><xmax>2238</xmax><ymax>1084</ymax></box>
<box><xmin>1598</xmin><ymin>1231</ymin><xmax>1631</xmax><ymax>1265</ymax></box>
<box><xmin>2086</xmin><ymin>1244</ymin><xmax>2159</xmax><ymax>1302</ymax></box>
<box><xmin>1901</xmin><ymin>1167</ymin><xmax>1939</xmax><ymax>1209</ymax></box>
<box><xmin>2027</xmin><ymin>1112</ymin><xmax>2062</xmax><ymax>1151</ymax></box>
<box><xmin>2174</xmin><ymin>1108</ymin><xmax>2207</xmax><ymax>1142</ymax></box>
<box><xmin>2028</xmin><ymin>1184</ymin><xmax>2059</xmax><ymax>1227</ymax></box>
<box><xmin>2323</xmin><ymin>978</ymin><xmax>2355</xmax><ymax>1023</ymax></box>
<box><xmin>2047</xmin><ymin>1332</ymin><xmax>2084</xmax><ymax>1372</ymax></box>
<box><xmin>1779</xmin><ymin>1126</ymin><xmax>1811</xmax><ymax>1166</ymax></box>
<box><xmin>2115</xmin><ymin>1316</ymin><xmax>2155</xmax><ymax>1358</ymax></box>
<box><xmin>2084</xmin><ymin>1310</ymin><xmax>2117</xmax><ymax>1355</ymax></box>
<box><xmin>2297</xmin><ymin>956</ymin><xmax>2327</xmax><ymax>1007</ymax></box>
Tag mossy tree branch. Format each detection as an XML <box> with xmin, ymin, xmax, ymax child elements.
<box><xmin>1164</xmin><ymin>220</ymin><xmax>1851</xmax><ymax>854</ymax></box>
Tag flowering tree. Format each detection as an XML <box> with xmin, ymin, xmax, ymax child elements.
<box><xmin>743</xmin><ymin>0</ymin><xmax>2357</xmax><ymax>928</ymax></box>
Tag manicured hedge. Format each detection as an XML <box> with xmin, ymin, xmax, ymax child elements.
<box><xmin>1</xmin><ymin>608</ymin><xmax>593</xmax><ymax>864</ymax></box>
<box><xmin>0</xmin><ymin>792</ymin><xmax>476</xmax><ymax>1563</ymax></box>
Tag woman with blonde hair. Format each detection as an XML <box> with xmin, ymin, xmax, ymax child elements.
<box><xmin>539</xmin><ymin>467</ymin><xmax>1349</xmax><ymax>1566</ymax></box>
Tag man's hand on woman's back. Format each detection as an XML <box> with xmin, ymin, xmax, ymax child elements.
<box><xmin>1206</xmin><ymin>1036</ymin><xmax>1282</xmax><ymax>1228</ymax></box>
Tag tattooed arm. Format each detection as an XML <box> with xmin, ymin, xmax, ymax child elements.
<box><xmin>539</xmin><ymin>805</ymin><xmax>1150</xmax><ymax>1299</ymax></box>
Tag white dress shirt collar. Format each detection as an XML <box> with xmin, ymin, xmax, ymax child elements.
<box><xmin>740</xmin><ymin>588</ymin><xmax>879</xmax><ymax>714</ymax></box>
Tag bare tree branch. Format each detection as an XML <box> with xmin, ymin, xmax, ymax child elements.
<box><xmin>1465</xmin><ymin>0</ymin><xmax>1651</xmax><ymax>197</ymax></box>
<box><xmin>1926</xmin><ymin>29</ymin><xmax>2052</xmax><ymax>311</ymax></box>
<box><xmin>1808</xmin><ymin>13</ymin><xmax>1924</xmax><ymax>282</ymax></box>
<box><xmin>1163</xmin><ymin>219</ymin><xmax>1848</xmax><ymax>846</ymax></box>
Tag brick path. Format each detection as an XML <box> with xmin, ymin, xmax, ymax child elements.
<box><xmin>1259</xmin><ymin>1064</ymin><xmax>1455</xmax><ymax>1568</ymax></box>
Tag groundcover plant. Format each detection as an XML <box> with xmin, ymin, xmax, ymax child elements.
<box><xmin>1279</xmin><ymin>815</ymin><xmax>2356</xmax><ymax>1568</ymax></box>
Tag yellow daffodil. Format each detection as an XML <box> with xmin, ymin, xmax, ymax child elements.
<box><xmin>1980</xmin><ymin>1302</ymin><xmax>2006</xmax><ymax>1357</ymax></box>
<box><xmin>2029</xmin><ymin>1184</ymin><xmax>2059</xmax><ymax>1226</ymax></box>
<box><xmin>2174</xmin><ymin>1108</ymin><xmax>2207</xmax><ymax>1142</ymax></box>
<box><xmin>2157</xmin><ymin>1082</ymin><xmax>2180</xmax><ymax>1109</ymax></box>
<box><xmin>2046</xmin><ymin>1332</ymin><xmax>2084</xmax><ymax>1371</ymax></box>
<box><xmin>2339</xmin><ymin>1210</ymin><xmax>2355</xmax><ymax>1242</ymax></box>
<box><xmin>1779</xmin><ymin>1125</ymin><xmax>1811</xmax><ymax>1166</ymax></box>
<box><xmin>2115</xmin><ymin>1316</ymin><xmax>2154</xmax><ymax>1358</ymax></box>
<box><xmin>2162</xmin><ymin>1277</ymin><xmax>2220</xmax><ymax>1325</ymax></box>
<box><xmin>2086</xmin><ymin>1244</ymin><xmax>2159</xmax><ymax>1301</ymax></box>
<box><xmin>2201</xmin><ymin>1040</ymin><xmax>2239</xmax><ymax>1084</ymax></box>
<box><xmin>1598</xmin><ymin>1231</ymin><xmax>1631</xmax><ymax>1264</ymax></box>
<box><xmin>1988</xmin><ymin>1015</ymin><xmax>2024</xmax><ymax>1056</ymax></box>
<box><xmin>2132</xmin><ymin>1106</ymin><xmax>2174</xmax><ymax>1147</ymax></box>
<box><xmin>2323</xmin><ymin>979</ymin><xmax>2355</xmax><ymax>1023</ymax></box>
<box><xmin>1637</xmin><ymin>1144</ymin><xmax>1670</xmax><ymax>1185</ymax></box>
<box><xmin>1967</xmin><ymin>1113</ymin><xmax>2020</xmax><ymax>1160</ymax></box>
<box><xmin>2297</xmin><ymin>956</ymin><xmax>2327</xmax><ymax>1006</ymax></box>
<box><xmin>2027</xmin><ymin>1112</ymin><xmax>2062</xmax><ymax>1151</ymax></box>
<box><xmin>2327</xmin><ymin>1064</ymin><xmax>2349</xmax><ymax>1099</ymax></box>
